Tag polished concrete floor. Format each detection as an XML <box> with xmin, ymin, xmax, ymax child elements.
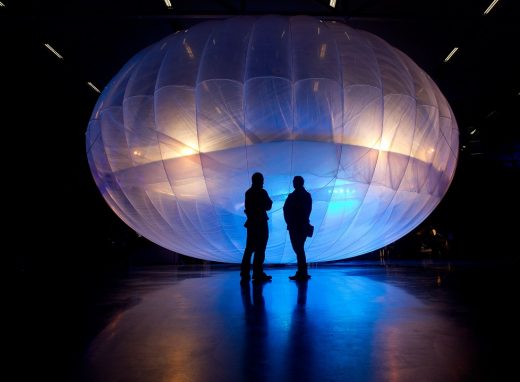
<box><xmin>17</xmin><ymin>259</ymin><xmax>519</xmax><ymax>381</ymax></box>
<box><xmin>59</xmin><ymin>260</ymin><xmax>514</xmax><ymax>382</ymax></box>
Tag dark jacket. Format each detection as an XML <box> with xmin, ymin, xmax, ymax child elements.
<box><xmin>244</xmin><ymin>186</ymin><xmax>273</xmax><ymax>228</ymax></box>
<box><xmin>283</xmin><ymin>187</ymin><xmax>312</xmax><ymax>231</ymax></box>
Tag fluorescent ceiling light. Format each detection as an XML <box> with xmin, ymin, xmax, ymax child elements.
<box><xmin>444</xmin><ymin>47</ymin><xmax>458</xmax><ymax>62</ymax></box>
<box><xmin>319</xmin><ymin>43</ymin><xmax>327</xmax><ymax>58</ymax></box>
<box><xmin>164</xmin><ymin>0</ymin><xmax>172</xmax><ymax>9</ymax></box>
<box><xmin>183</xmin><ymin>39</ymin><xmax>194</xmax><ymax>59</ymax></box>
<box><xmin>330</xmin><ymin>0</ymin><xmax>337</xmax><ymax>8</ymax></box>
<box><xmin>87</xmin><ymin>82</ymin><xmax>101</xmax><ymax>93</ymax></box>
<box><xmin>44</xmin><ymin>43</ymin><xmax>63</xmax><ymax>59</ymax></box>
<box><xmin>483</xmin><ymin>0</ymin><xmax>499</xmax><ymax>15</ymax></box>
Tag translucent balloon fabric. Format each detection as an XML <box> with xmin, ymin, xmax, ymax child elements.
<box><xmin>86</xmin><ymin>16</ymin><xmax>458</xmax><ymax>263</ymax></box>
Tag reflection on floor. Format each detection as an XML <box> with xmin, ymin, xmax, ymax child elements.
<box><xmin>60</xmin><ymin>260</ymin><xmax>517</xmax><ymax>382</ymax></box>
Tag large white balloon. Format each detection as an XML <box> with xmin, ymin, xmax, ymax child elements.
<box><xmin>86</xmin><ymin>16</ymin><xmax>458</xmax><ymax>263</ymax></box>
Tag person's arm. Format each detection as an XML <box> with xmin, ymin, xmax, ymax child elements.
<box><xmin>305</xmin><ymin>192</ymin><xmax>312</xmax><ymax>222</ymax></box>
<box><xmin>283</xmin><ymin>194</ymin><xmax>293</xmax><ymax>226</ymax></box>
<box><xmin>244</xmin><ymin>191</ymin><xmax>252</xmax><ymax>218</ymax></box>
<box><xmin>263</xmin><ymin>190</ymin><xmax>273</xmax><ymax>211</ymax></box>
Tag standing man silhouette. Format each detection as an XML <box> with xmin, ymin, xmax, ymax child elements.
<box><xmin>241</xmin><ymin>172</ymin><xmax>273</xmax><ymax>283</ymax></box>
<box><xmin>283</xmin><ymin>176</ymin><xmax>312</xmax><ymax>280</ymax></box>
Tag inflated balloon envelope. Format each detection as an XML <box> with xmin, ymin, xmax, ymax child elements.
<box><xmin>86</xmin><ymin>16</ymin><xmax>458</xmax><ymax>263</ymax></box>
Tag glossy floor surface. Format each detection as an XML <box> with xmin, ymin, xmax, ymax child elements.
<box><xmin>18</xmin><ymin>260</ymin><xmax>519</xmax><ymax>381</ymax></box>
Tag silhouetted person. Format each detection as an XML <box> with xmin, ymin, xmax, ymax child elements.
<box><xmin>241</xmin><ymin>172</ymin><xmax>273</xmax><ymax>282</ymax></box>
<box><xmin>283</xmin><ymin>176</ymin><xmax>312</xmax><ymax>280</ymax></box>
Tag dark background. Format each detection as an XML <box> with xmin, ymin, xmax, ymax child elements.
<box><xmin>5</xmin><ymin>2</ymin><xmax>518</xmax><ymax>380</ymax></box>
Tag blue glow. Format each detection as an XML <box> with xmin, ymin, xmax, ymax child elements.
<box><xmin>83</xmin><ymin>267</ymin><xmax>472</xmax><ymax>382</ymax></box>
<box><xmin>326</xmin><ymin>200</ymin><xmax>361</xmax><ymax>215</ymax></box>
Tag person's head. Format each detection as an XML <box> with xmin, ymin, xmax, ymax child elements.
<box><xmin>293</xmin><ymin>175</ymin><xmax>304</xmax><ymax>189</ymax></box>
<box><xmin>252</xmin><ymin>172</ymin><xmax>264</xmax><ymax>187</ymax></box>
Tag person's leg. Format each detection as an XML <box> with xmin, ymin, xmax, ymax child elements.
<box><xmin>289</xmin><ymin>230</ymin><xmax>308</xmax><ymax>277</ymax></box>
<box><xmin>241</xmin><ymin>230</ymin><xmax>255</xmax><ymax>279</ymax></box>
<box><xmin>296</xmin><ymin>236</ymin><xmax>308</xmax><ymax>276</ymax></box>
<box><xmin>252</xmin><ymin>223</ymin><xmax>269</xmax><ymax>279</ymax></box>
